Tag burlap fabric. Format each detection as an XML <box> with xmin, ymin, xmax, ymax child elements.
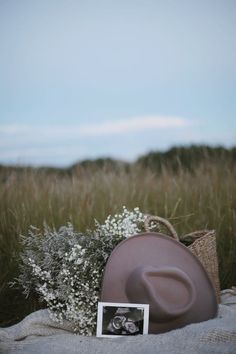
<box><xmin>0</xmin><ymin>289</ymin><xmax>236</xmax><ymax>354</ymax></box>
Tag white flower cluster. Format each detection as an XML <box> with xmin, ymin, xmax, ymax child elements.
<box><xmin>17</xmin><ymin>207</ymin><xmax>147</xmax><ymax>336</ymax></box>
<box><xmin>98</xmin><ymin>206</ymin><xmax>145</xmax><ymax>239</ymax></box>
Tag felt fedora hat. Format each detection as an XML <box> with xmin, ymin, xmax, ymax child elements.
<box><xmin>101</xmin><ymin>232</ymin><xmax>217</xmax><ymax>334</ymax></box>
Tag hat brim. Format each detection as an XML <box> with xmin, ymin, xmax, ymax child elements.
<box><xmin>101</xmin><ymin>232</ymin><xmax>218</xmax><ymax>334</ymax></box>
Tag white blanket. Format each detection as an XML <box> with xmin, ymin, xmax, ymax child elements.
<box><xmin>1</xmin><ymin>289</ymin><xmax>236</xmax><ymax>354</ymax></box>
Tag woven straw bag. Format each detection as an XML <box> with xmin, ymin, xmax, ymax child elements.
<box><xmin>144</xmin><ymin>215</ymin><xmax>221</xmax><ymax>303</ymax></box>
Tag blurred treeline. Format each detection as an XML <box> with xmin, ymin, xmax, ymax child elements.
<box><xmin>136</xmin><ymin>145</ymin><xmax>236</xmax><ymax>172</ymax></box>
<box><xmin>1</xmin><ymin>145</ymin><xmax>236</xmax><ymax>176</ymax></box>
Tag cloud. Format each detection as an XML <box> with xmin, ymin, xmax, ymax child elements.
<box><xmin>0</xmin><ymin>115</ymin><xmax>189</xmax><ymax>140</ymax></box>
<box><xmin>78</xmin><ymin>116</ymin><xmax>189</xmax><ymax>136</ymax></box>
<box><xmin>0</xmin><ymin>116</ymin><xmax>234</xmax><ymax>167</ymax></box>
<box><xmin>0</xmin><ymin>116</ymin><xmax>192</xmax><ymax>165</ymax></box>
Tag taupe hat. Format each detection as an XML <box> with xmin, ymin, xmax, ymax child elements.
<box><xmin>101</xmin><ymin>232</ymin><xmax>217</xmax><ymax>334</ymax></box>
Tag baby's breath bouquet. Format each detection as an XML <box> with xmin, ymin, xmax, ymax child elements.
<box><xmin>17</xmin><ymin>207</ymin><xmax>147</xmax><ymax>335</ymax></box>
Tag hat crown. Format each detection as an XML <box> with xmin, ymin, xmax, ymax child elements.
<box><xmin>126</xmin><ymin>265</ymin><xmax>196</xmax><ymax>322</ymax></box>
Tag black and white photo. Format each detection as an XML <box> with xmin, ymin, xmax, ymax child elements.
<box><xmin>96</xmin><ymin>302</ymin><xmax>149</xmax><ymax>338</ymax></box>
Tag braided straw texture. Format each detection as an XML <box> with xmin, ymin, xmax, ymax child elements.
<box><xmin>145</xmin><ymin>216</ymin><xmax>221</xmax><ymax>303</ymax></box>
<box><xmin>182</xmin><ymin>230</ymin><xmax>221</xmax><ymax>303</ymax></box>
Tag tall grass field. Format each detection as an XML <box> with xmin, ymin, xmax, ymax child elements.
<box><xmin>0</xmin><ymin>146</ymin><xmax>236</xmax><ymax>327</ymax></box>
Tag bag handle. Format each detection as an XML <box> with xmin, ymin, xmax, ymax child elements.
<box><xmin>144</xmin><ymin>215</ymin><xmax>179</xmax><ymax>241</ymax></box>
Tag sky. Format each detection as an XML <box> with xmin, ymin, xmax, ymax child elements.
<box><xmin>0</xmin><ymin>0</ymin><xmax>236</xmax><ymax>167</ymax></box>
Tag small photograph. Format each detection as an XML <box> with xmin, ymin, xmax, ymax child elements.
<box><xmin>96</xmin><ymin>302</ymin><xmax>149</xmax><ymax>338</ymax></box>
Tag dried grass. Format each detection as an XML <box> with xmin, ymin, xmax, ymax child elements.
<box><xmin>0</xmin><ymin>161</ymin><xmax>235</xmax><ymax>326</ymax></box>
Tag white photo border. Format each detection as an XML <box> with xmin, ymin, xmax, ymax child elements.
<box><xmin>96</xmin><ymin>302</ymin><xmax>149</xmax><ymax>338</ymax></box>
